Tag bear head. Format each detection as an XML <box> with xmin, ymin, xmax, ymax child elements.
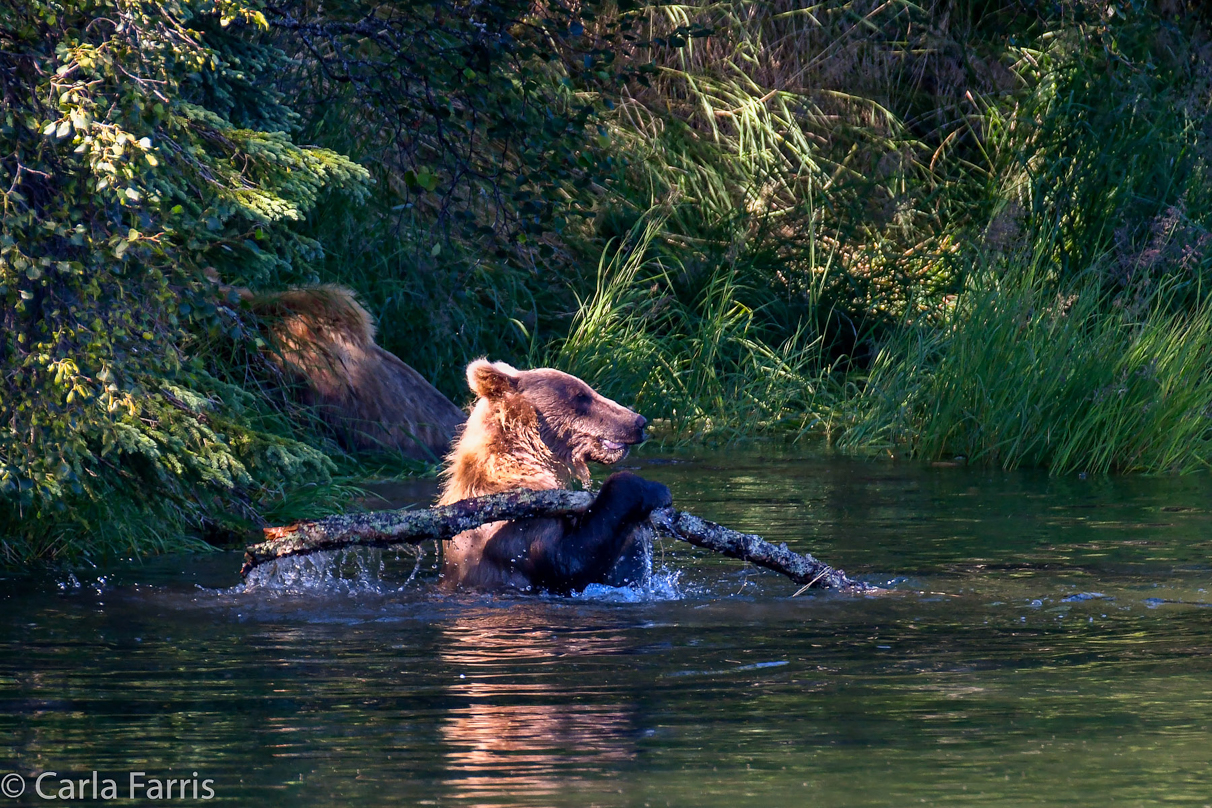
<box><xmin>467</xmin><ymin>359</ymin><xmax>648</xmax><ymax>472</ymax></box>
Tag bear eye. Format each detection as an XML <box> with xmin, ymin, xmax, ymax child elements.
<box><xmin>576</xmin><ymin>392</ymin><xmax>591</xmax><ymax>407</ymax></box>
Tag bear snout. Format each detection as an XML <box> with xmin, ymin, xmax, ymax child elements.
<box><xmin>633</xmin><ymin>414</ymin><xmax>648</xmax><ymax>443</ymax></box>
<box><xmin>596</xmin><ymin>409</ymin><xmax>647</xmax><ymax>447</ymax></box>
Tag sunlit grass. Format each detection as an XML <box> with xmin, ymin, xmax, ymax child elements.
<box><xmin>554</xmin><ymin>210</ymin><xmax>839</xmax><ymax>440</ymax></box>
<box><xmin>840</xmin><ymin>246</ymin><xmax>1212</xmax><ymax>474</ymax></box>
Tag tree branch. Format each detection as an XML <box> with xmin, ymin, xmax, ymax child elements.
<box><xmin>241</xmin><ymin>489</ymin><xmax>880</xmax><ymax>593</ymax></box>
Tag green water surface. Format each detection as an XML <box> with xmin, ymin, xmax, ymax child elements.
<box><xmin>3</xmin><ymin>451</ymin><xmax>1212</xmax><ymax>806</ymax></box>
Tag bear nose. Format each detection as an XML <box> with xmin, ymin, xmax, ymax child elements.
<box><xmin>635</xmin><ymin>414</ymin><xmax>647</xmax><ymax>429</ymax></box>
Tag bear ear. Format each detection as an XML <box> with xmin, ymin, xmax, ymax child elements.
<box><xmin>467</xmin><ymin>359</ymin><xmax>520</xmax><ymax>399</ymax></box>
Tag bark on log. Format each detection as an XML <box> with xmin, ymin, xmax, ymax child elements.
<box><xmin>647</xmin><ymin>508</ymin><xmax>877</xmax><ymax>593</ymax></box>
<box><xmin>241</xmin><ymin>489</ymin><xmax>879</xmax><ymax>593</ymax></box>
<box><xmin>241</xmin><ymin>488</ymin><xmax>595</xmax><ymax>576</ymax></box>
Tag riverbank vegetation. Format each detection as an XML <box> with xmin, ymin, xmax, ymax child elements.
<box><xmin>3</xmin><ymin>0</ymin><xmax>1211</xmax><ymax>564</ymax></box>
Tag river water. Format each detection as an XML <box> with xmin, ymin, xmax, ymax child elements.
<box><xmin>3</xmin><ymin>450</ymin><xmax>1212</xmax><ymax>806</ymax></box>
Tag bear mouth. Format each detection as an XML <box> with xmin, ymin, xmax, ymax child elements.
<box><xmin>586</xmin><ymin>436</ymin><xmax>634</xmax><ymax>465</ymax></box>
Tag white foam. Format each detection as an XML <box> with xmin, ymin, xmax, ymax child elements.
<box><xmin>575</xmin><ymin>566</ymin><xmax>685</xmax><ymax>602</ymax></box>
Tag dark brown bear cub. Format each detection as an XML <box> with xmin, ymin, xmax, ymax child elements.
<box><xmin>438</xmin><ymin>360</ymin><xmax>671</xmax><ymax>593</ymax></box>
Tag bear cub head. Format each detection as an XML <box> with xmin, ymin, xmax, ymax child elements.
<box><xmin>468</xmin><ymin>359</ymin><xmax>647</xmax><ymax>466</ymax></box>
<box><xmin>440</xmin><ymin>360</ymin><xmax>648</xmax><ymax>503</ymax></box>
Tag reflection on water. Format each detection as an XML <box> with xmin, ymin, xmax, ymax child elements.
<box><xmin>3</xmin><ymin>450</ymin><xmax>1212</xmax><ymax>806</ymax></box>
<box><xmin>439</xmin><ymin>608</ymin><xmax>634</xmax><ymax>806</ymax></box>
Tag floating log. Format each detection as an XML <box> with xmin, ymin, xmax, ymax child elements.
<box><xmin>241</xmin><ymin>489</ymin><xmax>879</xmax><ymax>593</ymax></box>
<box><xmin>241</xmin><ymin>488</ymin><xmax>594</xmax><ymax>576</ymax></box>
<box><xmin>646</xmin><ymin>508</ymin><xmax>878</xmax><ymax>593</ymax></box>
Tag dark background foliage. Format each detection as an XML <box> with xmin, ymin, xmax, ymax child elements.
<box><xmin>3</xmin><ymin>0</ymin><xmax>1211</xmax><ymax>565</ymax></box>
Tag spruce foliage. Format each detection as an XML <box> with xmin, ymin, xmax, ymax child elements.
<box><xmin>0</xmin><ymin>0</ymin><xmax>367</xmax><ymax>563</ymax></box>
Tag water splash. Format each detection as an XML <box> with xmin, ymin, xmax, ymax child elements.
<box><xmin>575</xmin><ymin>526</ymin><xmax>690</xmax><ymax>602</ymax></box>
<box><xmin>56</xmin><ymin>572</ymin><xmax>82</xmax><ymax>592</ymax></box>
<box><xmin>55</xmin><ymin>571</ymin><xmax>108</xmax><ymax>595</ymax></box>
<box><xmin>576</xmin><ymin>566</ymin><xmax>686</xmax><ymax>603</ymax></box>
<box><xmin>234</xmin><ymin>546</ymin><xmax>425</xmax><ymax>596</ymax></box>
<box><xmin>225</xmin><ymin>530</ymin><xmax>689</xmax><ymax>602</ymax></box>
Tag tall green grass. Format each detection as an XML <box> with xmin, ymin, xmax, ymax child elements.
<box><xmin>299</xmin><ymin>0</ymin><xmax>1212</xmax><ymax>474</ymax></box>
<box><xmin>985</xmin><ymin>10</ymin><xmax>1212</xmax><ymax>277</ymax></box>
<box><xmin>302</xmin><ymin>1</ymin><xmax>1212</xmax><ymax>473</ymax></box>
<box><xmin>840</xmin><ymin>246</ymin><xmax>1212</xmax><ymax>474</ymax></box>
<box><xmin>597</xmin><ymin>0</ymin><xmax>1029</xmax><ymax>328</ymax></box>
<box><xmin>554</xmin><ymin>211</ymin><xmax>837</xmax><ymax>438</ymax></box>
<box><xmin>0</xmin><ymin>479</ymin><xmax>212</xmax><ymax>568</ymax></box>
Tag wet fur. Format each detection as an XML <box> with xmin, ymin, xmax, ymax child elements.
<box><xmin>240</xmin><ymin>286</ymin><xmax>466</xmax><ymax>461</ymax></box>
<box><xmin>439</xmin><ymin>360</ymin><xmax>669</xmax><ymax>592</ymax></box>
<box><xmin>440</xmin><ymin>360</ymin><xmax>642</xmax><ymax>502</ymax></box>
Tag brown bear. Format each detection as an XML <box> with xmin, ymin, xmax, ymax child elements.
<box><xmin>438</xmin><ymin>359</ymin><xmax>672</xmax><ymax>593</ymax></box>
<box><xmin>238</xmin><ymin>285</ymin><xmax>467</xmax><ymax>461</ymax></box>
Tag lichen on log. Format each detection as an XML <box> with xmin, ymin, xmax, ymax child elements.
<box><xmin>241</xmin><ymin>488</ymin><xmax>879</xmax><ymax>593</ymax></box>
<box><xmin>241</xmin><ymin>488</ymin><xmax>594</xmax><ymax>576</ymax></box>
<box><xmin>648</xmin><ymin>508</ymin><xmax>877</xmax><ymax>593</ymax></box>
